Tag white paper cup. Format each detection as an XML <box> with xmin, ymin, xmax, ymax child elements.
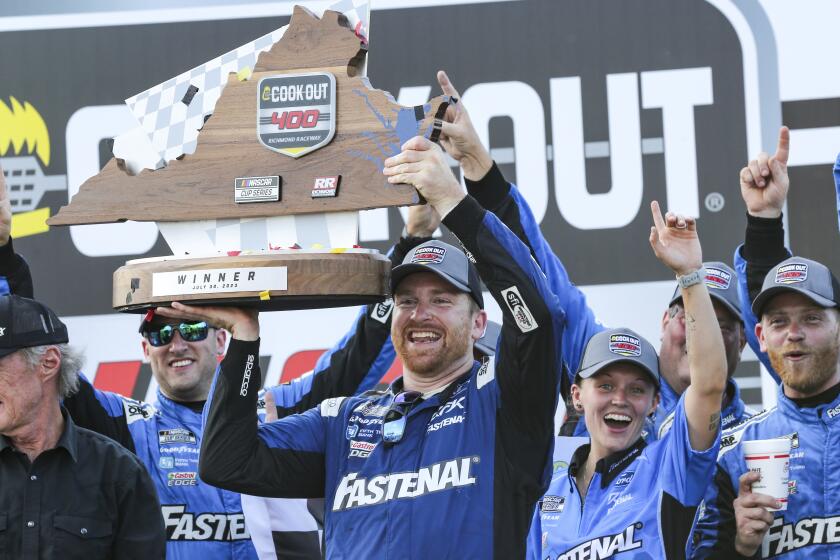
<box><xmin>742</xmin><ymin>437</ymin><xmax>792</xmax><ymax>511</ymax></box>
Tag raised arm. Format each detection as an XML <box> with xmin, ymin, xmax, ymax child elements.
<box><xmin>435</xmin><ymin>70</ymin><xmax>603</xmax><ymax>380</ymax></box>
<box><xmin>649</xmin><ymin>201</ymin><xmax>726</xmax><ymax>451</ymax></box>
<box><xmin>384</xmin><ymin>134</ymin><xmax>564</xmax><ymax>444</ymax></box>
<box><xmin>0</xmin><ymin>164</ymin><xmax>33</xmax><ymax>298</ymax></box>
<box><xmin>739</xmin><ymin>126</ymin><xmax>791</xmax><ymax>303</ymax></box>
<box><xmin>168</xmin><ymin>303</ymin><xmax>329</xmax><ymax>498</ymax></box>
<box><xmin>735</xmin><ymin>126</ymin><xmax>793</xmax><ymax>380</ymax></box>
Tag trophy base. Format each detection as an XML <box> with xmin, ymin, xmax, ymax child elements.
<box><xmin>113</xmin><ymin>249</ymin><xmax>390</xmax><ymax>312</ymax></box>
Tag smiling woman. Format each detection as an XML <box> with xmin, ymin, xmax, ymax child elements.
<box><xmin>528</xmin><ymin>202</ymin><xmax>729</xmax><ymax>560</ymax></box>
<box><xmin>571</xmin><ymin>330</ymin><xmax>661</xmax><ymax>470</ymax></box>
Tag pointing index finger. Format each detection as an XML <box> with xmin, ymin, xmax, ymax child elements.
<box><xmin>650</xmin><ymin>200</ymin><xmax>666</xmax><ymax>232</ymax></box>
<box><xmin>437</xmin><ymin>70</ymin><xmax>461</xmax><ymax>99</ymax></box>
<box><xmin>775</xmin><ymin>126</ymin><xmax>790</xmax><ymax>165</ymax></box>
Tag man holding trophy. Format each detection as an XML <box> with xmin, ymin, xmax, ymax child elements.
<box><xmin>38</xmin><ymin>4</ymin><xmax>548</xmax><ymax>558</ymax></box>
<box><xmin>177</xmin><ymin>135</ymin><xmax>564</xmax><ymax>558</ymax></box>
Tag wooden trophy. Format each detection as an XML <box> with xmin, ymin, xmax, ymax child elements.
<box><xmin>48</xmin><ymin>6</ymin><xmax>449</xmax><ymax>312</ymax></box>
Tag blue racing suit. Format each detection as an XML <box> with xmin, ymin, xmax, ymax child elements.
<box><xmin>62</xmin><ymin>299</ymin><xmax>393</xmax><ymax>560</ymax></box>
<box><xmin>200</xmin><ymin>195</ymin><xmax>565</xmax><ymax>559</ymax></box>
<box><xmin>692</xmin><ymin>385</ymin><xmax>840</xmax><ymax>558</ymax></box>
<box><xmin>529</xmin><ymin>395</ymin><xmax>719</xmax><ymax>560</ymax></box>
<box><xmin>465</xmin><ymin>164</ymin><xmax>750</xmax><ymax>439</ymax></box>
<box><xmin>466</xmin><ymin>164</ymin><xmax>602</xmax><ymax>396</ymax></box>
<box><xmin>692</xmin><ymin>206</ymin><xmax>840</xmax><ymax>557</ymax></box>
<box><xmin>734</xmin><ymin>246</ymin><xmax>774</xmax><ymax>376</ymax></box>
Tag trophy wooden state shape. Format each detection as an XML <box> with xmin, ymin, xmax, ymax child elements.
<box><xmin>48</xmin><ymin>6</ymin><xmax>449</xmax><ymax>312</ymax></box>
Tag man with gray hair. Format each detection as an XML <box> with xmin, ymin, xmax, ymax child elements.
<box><xmin>0</xmin><ymin>294</ymin><xmax>165</xmax><ymax>559</ymax></box>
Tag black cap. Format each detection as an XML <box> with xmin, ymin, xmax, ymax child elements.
<box><xmin>752</xmin><ymin>256</ymin><xmax>840</xmax><ymax>318</ymax></box>
<box><xmin>669</xmin><ymin>261</ymin><xmax>742</xmax><ymax>321</ymax></box>
<box><xmin>0</xmin><ymin>295</ymin><xmax>69</xmax><ymax>358</ymax></box>
<box><xmin>390</xmin><ymin>240</ymin><xmax>484</xmax><ymax>308</ymax></box>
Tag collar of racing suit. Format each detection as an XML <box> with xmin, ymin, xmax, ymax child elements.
<box><xmin>789</xmin><ymin>380</ymin><xmax>840</xmax><ymax>409</ymax></box>
<box><xmin>568</xmin><ymin>437</ymin><xmax>647</xmax><ymax>488</ymax></box>
<box><xmin>156</xmin><ymin>389</ymin><xmax>204</xmax><ymax>430</ymax></box>
<box><xmin>777</xmin><ymin>382</ymin><xmax>840</xmax><ymax>424</ymax></box>
<box><xmin>387</xmin><ymin>365</ymin><xmax>477</xmax><ymax>403</ymax></box>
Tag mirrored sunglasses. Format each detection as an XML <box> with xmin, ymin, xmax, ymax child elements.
<box><xmin>382</xmin><ymin>390</ymin><xmax>423</xmax><ymax>444</ymax></box>
<box><xmin>144</xmin><ymin>321</ymin><xmax>210</xmax><ymax>347</ymax></box>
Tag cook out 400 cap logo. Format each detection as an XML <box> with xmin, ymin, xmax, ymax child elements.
<box><xmin>411</xmin><ymin>246</ymin><xmax>446</xmax><ymax>265</ymax></box>
<box><xmin>257</xmin><ymin>72</ymin><xmax>336</xmax><ymax>158</ymax></box>
<box><xmin>705</xmin><ymin>267</ymin><xmax>732</xmax><ymax>290</ymax></box>
<box><xmin>609</xmin><ymin>334</ymin><xmax>641</xmax><ymax>357</ymax></box>
<box><xmin>775</xmin><ymin>263</ymin><xmax>808</xmax><ymax>284</ymax></box>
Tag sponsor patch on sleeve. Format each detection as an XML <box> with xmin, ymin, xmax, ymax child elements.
<box><xmin>123</xmin><ymin>399</ymin><xmax>156</xmax><ymax>425</ymax></box>
<box><xmin>320</xmin><ymin>397</ymin><xmax>346</xmax><ymax>417</ymax></box>
<box><xmin>476</xmin><ymin>357</ymin><xmax>496</xmax><ymax>390</ymax></box>
<box><xmin>501</xmin><ymin>286</ymin><xmax>538</xmax><ymax>333</ymax></box>
<box><xmin>370</xmin><ymin>299</ymin><xmax>394</xmax><ymax>324</ymax></box>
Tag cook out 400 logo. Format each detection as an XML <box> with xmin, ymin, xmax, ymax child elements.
<box><xmin>257</xmin><ymin>72</ymin><xmax>336</xmax><ymax>158</ymax></box>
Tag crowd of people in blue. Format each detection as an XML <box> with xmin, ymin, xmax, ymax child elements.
<box><xmin>1</xmin><ymin>70</ymin><xmax>839</xmax><ymax>559</ymax></box>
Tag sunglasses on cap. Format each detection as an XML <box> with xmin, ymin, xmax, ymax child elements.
<box><xmin>143</xmin><ymin>321</ymin><xmax>211</xmax><ymax>347</ymax></box>
<box><xmin>381</xmin><ymin>391</ymin><xmax>423</xmax><ymax>444</ymax></box>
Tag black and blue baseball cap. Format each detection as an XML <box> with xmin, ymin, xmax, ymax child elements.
<box><xmin>390</xmin><ymin>240</ymin><xmax>484</xmax><ymax>308</ymax></box>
